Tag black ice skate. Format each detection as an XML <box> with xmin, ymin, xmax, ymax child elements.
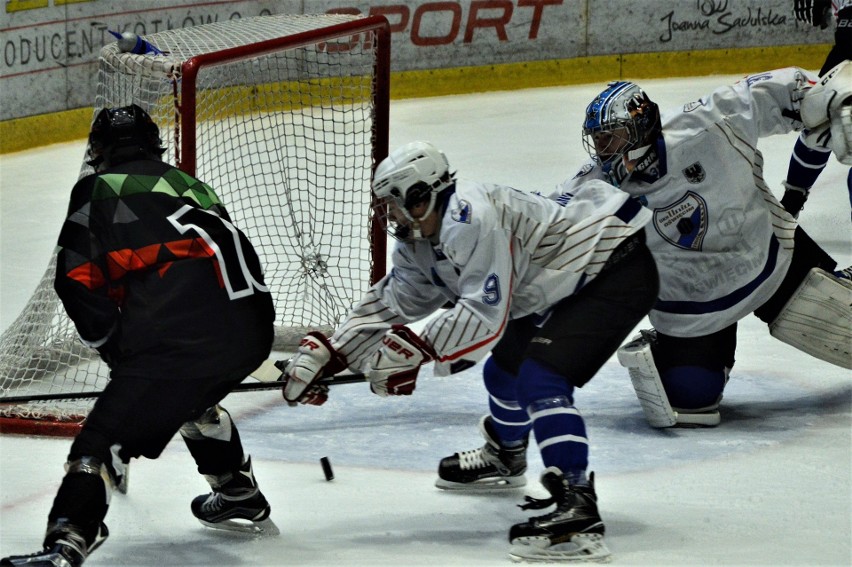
<box><xmin>191</xmin><ymin>456</ymin><xmax>279</xmax><ymax>536</ymax></box>
<box><xmin>436</xmin><ymin>415</ymin><xmax>528</xmax><ymax>490</ymax></box>
<box><xmin>1</xmin><ymin>520</ymin><xmax>108</xmax><ymax>567</ymax></box>
<box><xmin>508</xmin><ymin>467</ymin><xmax>611</xmax><ymax>563</ymax></box>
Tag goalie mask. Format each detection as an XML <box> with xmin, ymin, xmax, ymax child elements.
<box><xmin>87</xmin><ymin>104</ymin><xmax>165</xmax><ymax>170</ymax></box>
<box><xmin>372</xmin><ymin>141</ymin><xmax>455</xmax><ymax>241</ymax></box>
<box><xmin>582</xmin><ymin>81</ymin><xmax>661</xmax><ymax>167</ymax></box>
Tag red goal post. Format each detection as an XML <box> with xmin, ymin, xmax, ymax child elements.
<box><xmin>0</xmin><ymin>14</ymin><xmax>390</xmax><ymax>436</ymax></box>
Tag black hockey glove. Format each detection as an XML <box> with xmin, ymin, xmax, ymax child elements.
<box><xmin>95</xmin><ymin>338</ymin><xmax>120</xmax><ymax>369</ymax></box>
<box><xmin>794</xmin><ymin>0</ymin><xmax>831</xmax><ymax>28</ymax></box>
<box><xmin>92</xmin><ymin>322</ymin><xmax>122</xmax><ymax>369</ymax></box>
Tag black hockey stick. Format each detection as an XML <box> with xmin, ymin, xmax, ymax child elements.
<box><xmin>0</xmin><ymin>371</ymin><xmax>366</xmax><ymax>405</ymax></box>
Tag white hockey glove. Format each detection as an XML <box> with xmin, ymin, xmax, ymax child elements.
<box><xmin>800</xmin><ymin>61</ymin><xmax>852</xmax><ymax>128</ymax></box>
<box><xmin>829</xmin><ymin>104</ymin><xmax>852</xmax><ymax>165</ymax></box>
<box><xmin>801</xmin><ymin>61</ymin><xmax>852</xmax><ymax>165</ymax></box>
<box><xmin>282</xmin><ymin>332</ymin><xmax>347</xmax><ymax>405</ymax></box>
<box><xmin>366</xmin><ymin>325</ymin><xmax>436</xmax><ymax>397</ymax></box>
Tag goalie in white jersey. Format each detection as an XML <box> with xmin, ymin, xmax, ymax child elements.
<box><xmin>559</xmin><ymin>67</ymin><xmax>851</xmax><ymax>429</ymax></box>
<box><xmin>281</xmin><ymin>141</ymin><xmax>658</xmax><ymax>562</ymax></box>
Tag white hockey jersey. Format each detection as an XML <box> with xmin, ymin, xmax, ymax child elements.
<box><xmin>329</xmin><ymin>179</ymin><xmax>650</xmax><ymax>375</ymax></box>
<box><xmin>556</xmin><ymin>67</ymin><xmax>819</xmax><ymax>337</ymax></box>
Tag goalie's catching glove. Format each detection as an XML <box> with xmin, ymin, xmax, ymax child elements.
<box><xmin>282</xmin><ymin>332</ymin><xmax>347</xmax><ymax>405</ymax></box>
<box><xmin>366</xmin><ymin>325</ymin><xmax>436</xmax><ymax>396</ymax></box>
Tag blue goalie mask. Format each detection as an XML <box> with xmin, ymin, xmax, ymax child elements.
<box><xmin>581</xmin><ymin>81</ymin><xmax>661</xmax><ymax>167</ymax></box>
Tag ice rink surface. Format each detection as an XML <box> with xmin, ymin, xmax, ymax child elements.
<box><xmin>1</xmin><ymin>74</ymin><xmax>850</xmax><ymax>566</ymax></box>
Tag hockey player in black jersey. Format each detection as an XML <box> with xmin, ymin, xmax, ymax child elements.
<box><xmin>1</xmin><ymin>105</ymin><xmax>277</xmax><ymax>567</ymax></box>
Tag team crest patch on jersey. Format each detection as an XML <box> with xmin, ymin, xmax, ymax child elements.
<box><xmin>682</xmin><ymin>162</ymin><xmax>705</xmax><ymax>184</ymax></box>
<box><xmin>451</xmin><ymin>200</ymin><xmax>472</xmax><ymax>223</ymax></box>
<box><xmin>653</xmin><ymin>191</ymin><xmax>708</xmax><ymax>251</ymax></box>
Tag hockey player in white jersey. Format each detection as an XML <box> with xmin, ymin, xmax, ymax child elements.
<box><xmin>559</xmin><ymin>67</ymin><xmax>851</xmax><ymax>429</ymax></box>
<box><xmin>281</xmin><ymin>141</ymin><xmax>658</xmax><ymax>561</ymax></box>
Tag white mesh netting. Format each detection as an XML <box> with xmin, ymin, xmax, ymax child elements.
<box><xmin>0</xmin><ymin>14</ymin><xmax>388</xmax><ymax>431</ymax></box>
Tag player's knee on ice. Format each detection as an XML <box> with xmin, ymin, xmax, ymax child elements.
<box><xmin>660</xmin><ymin>366</ymin><xmax>726</xmax><ymax>410</ymax></box>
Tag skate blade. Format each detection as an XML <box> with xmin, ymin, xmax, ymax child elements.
<box><xmin>198</xmin><ymin>516</ymin><xmax>280</xmax><ymax>537</ymax></box>
<box><xmin>509</xmin><ymin>533</ymin><xmax>611</xmax><ymax>563</ymax></box>
<box><xmin>435</xmin><ymin>475</ymin><xmax>526</xmax><ymax>491</ymax></box>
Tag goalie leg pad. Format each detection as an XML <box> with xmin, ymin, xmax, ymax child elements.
<box><xmin>769</xmin><ymin>268</ymin><xmax>852</xmax><ymax>369</ymax></box>
<box><xmin>616</xmin><ymin>333</ymin><xmax>677</xmax><ymax>428</ymax></box>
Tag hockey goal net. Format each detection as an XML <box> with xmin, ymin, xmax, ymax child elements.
<box><xmin>0</xmin><ymin>14</ymin><xmax>390</xmax><ymax>436</ymax></box>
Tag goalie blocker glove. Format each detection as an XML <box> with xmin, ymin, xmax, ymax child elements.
<box><xmin>282</xmin><ymin>332</ymin><xmax>347</xmax><ymax>405</ymax></box>
<box><xmin>800</xmin><ymin>61</ymin><xmax>852</xmax><ymax>165</ymax></box>
<box><xmin>366</xmin><ymin>325</ymin><xmax>436</xmax><ymax>396</ymax></box>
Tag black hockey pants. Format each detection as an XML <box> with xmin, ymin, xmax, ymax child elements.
<box><xmin>491</xmin><ymin>230</ymin><xmax>659</xmax><ymax>388</ymax></box>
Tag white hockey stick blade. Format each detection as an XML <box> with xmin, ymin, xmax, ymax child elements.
<box><xmin>509</xmin><ymin>533</ymin><xmax>611</xmax><ymax>563</ymax></box>
<box><xmin>249</xmin><ymin>359</ymin><xmax>285</xmax><ymax>383</ymax></box>
<box><xmin>197</xmin><ymin>516</ymin><xmax>280</xmax><ymax>537</ymax></box>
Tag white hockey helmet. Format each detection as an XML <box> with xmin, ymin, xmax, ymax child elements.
<box><xmin>372</xmin><ymin>141</ymin><xmax>455</xmax><ymax>241</ymax></box>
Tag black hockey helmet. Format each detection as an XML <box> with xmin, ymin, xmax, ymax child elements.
<box><xmin>86</xmin><ymin>104</ymin><xmax>165</xmax><ymax>170</ymax></box>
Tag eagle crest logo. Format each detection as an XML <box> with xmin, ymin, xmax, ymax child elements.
<box><xmin>682</xmin><ymin>162</ymin><xmax>706</xmax><ymax>184</ymax></box>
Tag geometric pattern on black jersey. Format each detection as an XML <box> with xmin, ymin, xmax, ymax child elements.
<box><xmin>63</xmin><ymin>171</ymin><xmax>225</xmax><ymax>292</ymax></box>
<box><xmin>93</xmin><ymin>170</ymin><xmax>221</xmax><ymax>209</ymax></box>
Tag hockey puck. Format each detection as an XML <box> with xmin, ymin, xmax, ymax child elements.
<box><xmin>320</xmin><ymin>456</ymin><xmax>334</xmax><ymax>481</ymax></box>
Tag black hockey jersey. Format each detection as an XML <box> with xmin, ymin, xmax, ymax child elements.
<box><xmin>55</xmin><ymin>159</ymin><xmax>274</xmax><ymax>379</ymax></box>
